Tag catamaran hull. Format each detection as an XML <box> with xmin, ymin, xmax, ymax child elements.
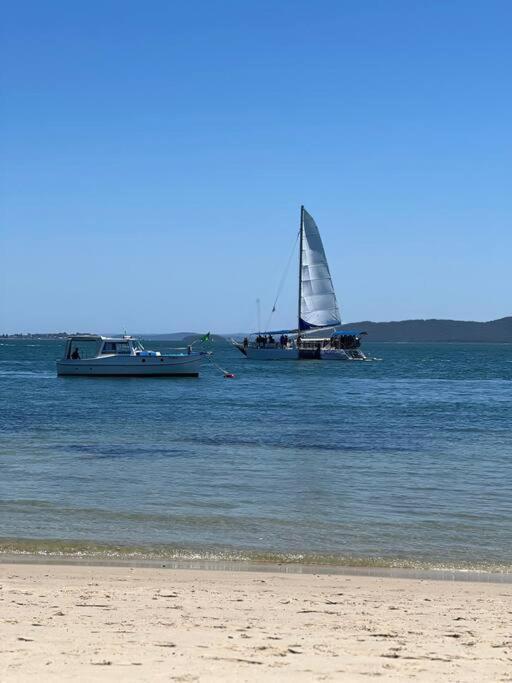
<box><xmin>234</xmin><ymin>344</ymin><xmax>365</xmax><ymax>361</ymax></box>
<box><xmin>319</xmin><ymin>349</ymin><xmax>353</xmax><ymax>360</ymax></box>
<box><xmin>236</xmin><ymin>345</ymin><xmax>300</xmax><ymax>360</ymax></box>
<box><xmin>56</xmin><ymin>356</ymin><xmax>201</xmax><ymax>377</ymax></box>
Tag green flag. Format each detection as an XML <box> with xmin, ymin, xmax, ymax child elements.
<box><xmin>200</xmin><ymin>332</ymin><xmax>211</xmax><ymax>342</ymax></box>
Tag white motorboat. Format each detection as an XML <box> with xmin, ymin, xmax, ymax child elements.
<box><xmin>233</xmin><ymin>206</ymin><xmax>368</xmax><ymax>361</ymax></box>
<box><xmin>57</xmin><ymin>335</ymin><xmax>202</xmax><ymax>377</ymax></box>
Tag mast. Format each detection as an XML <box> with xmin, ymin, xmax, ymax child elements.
<box><xmin>256</xmin><ymin>298</ymin><xmax>261</xmax><ymax>334</ymax></box>
<box><xmin>297</xmin><ymin>205</ymin><xmax>304</xmax><ymax>333</ymax></box>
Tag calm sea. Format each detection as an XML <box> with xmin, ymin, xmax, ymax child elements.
<box><xmin>1</xmin><ymin>339</ymin><xmax>511</xmax><ymax>573</ymax></box>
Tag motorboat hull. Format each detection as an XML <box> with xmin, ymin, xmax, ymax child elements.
<box><xmin>57</xmin><ymin>354</ymin><xmax>201</xmax><ymax>377</ymax></box>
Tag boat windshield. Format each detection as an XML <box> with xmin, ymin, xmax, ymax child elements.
<box><xmin>66</xmin><ymin>339</ymin><xmax>100</xmax><ymax>360</ymax></box>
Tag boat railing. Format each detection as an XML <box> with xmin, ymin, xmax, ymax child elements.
<box><xmin>250</xmin><ymin>342</ymin><xmax>294</xmax><ymax>350</ymax></box>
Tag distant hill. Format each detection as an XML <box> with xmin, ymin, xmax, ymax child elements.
<box><xmin>338</xmin><ymin>317</ymin><xmax>512</xmax><ymax>343</ymax></box>
<box><xmin>224</xmin><ymin>317</ymin><xmax>512</xmax><ymax>342</ymax></box>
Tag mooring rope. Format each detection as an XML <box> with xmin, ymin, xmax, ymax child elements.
<box><xmin>205</xmin><ymin>352</ymin><xmax>235</xmax><ymax>378</ymax></box>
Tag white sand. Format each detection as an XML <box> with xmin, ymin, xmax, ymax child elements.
<box><xmin>1</xmin><ymin>562</ymin><xmax>511</xmax><ymax>681</ymax></box>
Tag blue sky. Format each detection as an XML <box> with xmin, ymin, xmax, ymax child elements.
<box><xmin>1</xmin><ymin>1</ymin><xmax>511</xmax><ymax>333</ymax></box>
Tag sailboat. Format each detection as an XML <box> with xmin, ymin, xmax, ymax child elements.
<box><xmin>233</xmin><ymin>206</ymin><xmax>368</xmax><ymax>361</ymax></box>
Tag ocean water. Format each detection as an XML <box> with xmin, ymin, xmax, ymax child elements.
<box><xmin>1</xmin><ymin>339</ymin><xmax>511</xmax><ymax>573</ymax></box>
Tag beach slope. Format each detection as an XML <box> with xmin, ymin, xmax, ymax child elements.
<box><xmin>0</xmin><ymin>563</ymin><xmax>510</xmax><ymax>681</ymax></box>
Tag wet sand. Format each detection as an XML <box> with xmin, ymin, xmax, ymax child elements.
<box><xmin>1</xmin><ymin>562</ymin><xmax>511</xmax><ymax>681</ymax></box>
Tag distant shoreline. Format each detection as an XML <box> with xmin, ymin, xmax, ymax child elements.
<box><xmin>2</xmin><ymin>337</ymin><xmax>512</xmax><ymax>344</ymax></box>
<box><xmin>1</xmin><ymin>554</ymin><xmax>511</xmax><ymax>584</ymax></box>
<box><xmin>2</xmin><ymin>316</ymin><xmax>511</xmax><ymax>342</ymax></box>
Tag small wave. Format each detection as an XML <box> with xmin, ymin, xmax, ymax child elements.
<box><xmin>0</xmin><ymin>370</ymin><xmax>54</xmax><ymax>378</ymax></box>
<box><xmin>1</xmin><ymin>537</ymin><xmax>511</xmax><ymax>578</ymax></box>
<box><xmin>0</xmin><ymin>360</ymin><xmax>39</xmax><ymax>363</ymax></box>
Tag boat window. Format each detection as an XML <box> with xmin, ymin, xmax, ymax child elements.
<box><xmin>117</xmin><ymin>342</ymin><xmax>131</xmax><ymax>354</ymax></box>
<box><xmin>101</xmin><ymin>342</ymin><xmax>131</xmax><ymax>355</ymax></box>
<box><xmin>68</xmin><ymin>339</ymin><xmax>100</xmax><ymax>359</ymax></box>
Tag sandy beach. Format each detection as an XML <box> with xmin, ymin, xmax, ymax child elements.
<box><xmin>0</xmin><ymin>562</ymin><xmax>510</xmax><ymax>681</ymax></box>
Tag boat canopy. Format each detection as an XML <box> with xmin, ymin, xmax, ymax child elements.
<box><xmin>249</xmin><ymin>324</ymin><xmax>354</xmax><ymax>337</ymax></box>
<box><xmin>62</xmin><ymin>335</ymin><xmax>145</xmax><ymax>361</ymax></box>
<box><xmin>65</xmin><ymin>334</ymin><xmax>138</xmax><ymax>342</ymax></box>
<box><xmin>65</xmin><ymin>334</ymin><xmax>102</xmax><ymax>342</ymax></box>
<box><xmin>250</xmin><ymin>329</ymin><xmax>297</xmax><ymax>336</ymax></box>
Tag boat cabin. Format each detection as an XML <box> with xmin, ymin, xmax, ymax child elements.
<box><xmin>62</xmin><ymin>335</ymin><xmax>158</xmax><ymax>360</ymax></box>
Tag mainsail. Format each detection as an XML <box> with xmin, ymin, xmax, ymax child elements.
<box><xmin>299</xmin><ymin>208</ymin><xmax>341</xmax><ymax>331</ymax></box>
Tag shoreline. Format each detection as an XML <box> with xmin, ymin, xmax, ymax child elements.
<box><xmin>2</xmin><ymin>561</ymin><xmax>511</xmax><ymax>681</ymax></box>
<box><xmin>2</xmin><ymin>552</ymin><xmax>512</xmax><ymax>584</ymax></box>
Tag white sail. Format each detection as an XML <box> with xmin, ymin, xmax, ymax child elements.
<box><xmin>299</xmin><ymin>208</ymin><xmax>341</xmax><ymax>330</ymax></box>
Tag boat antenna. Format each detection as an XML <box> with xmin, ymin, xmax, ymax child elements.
<box><xmin>298</xmin><ymin>205</ymin><xmax>304</xmax><ymax>334</ymax></box>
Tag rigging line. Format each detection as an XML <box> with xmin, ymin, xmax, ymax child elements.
<box><xmin>206</xmin><ymin>352</ymin><xmax>235</xmax><ymax>378</ymax></box>
<box><xmin>264</xmin><ymin>228</ymin><xmax>300</xmax><ymax>332</ymax></box>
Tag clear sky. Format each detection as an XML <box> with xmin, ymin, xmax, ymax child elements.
<box><xmin>1</xmin><ymin>1</ymin><xmax>511</xmax><ymax>334</ymax></box>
